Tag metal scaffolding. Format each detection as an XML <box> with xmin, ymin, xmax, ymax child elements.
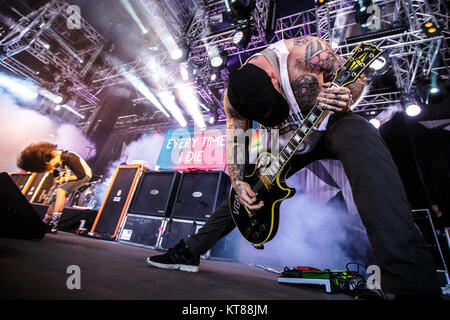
<box><xmin>1</xmin><ymin>0</ymin><xmax>448</xmax><ymax>132</ymax></box>
<box><xmin>0</xmin><ymin>0</ymin><xmax>105</xmax><ymax>106</ymax></box>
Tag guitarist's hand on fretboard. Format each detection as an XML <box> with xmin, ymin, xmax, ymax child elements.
<box><xmin>234</xmin><ymin>179</ymin><xmax>264</xmax><ymax>211</ymax></box>
<box><xmin>317</xmin><ymin>83</ymin><xmax>352</xmax><ymax>113</ymax></box>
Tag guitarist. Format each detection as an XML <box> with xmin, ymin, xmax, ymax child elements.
<box><xmin>146</xmin><ymin>36</ymin><xmax>441</xmax><ymax>298</ymax></box>
<box><xmin>17</xmin><ymin>142</ymin><xmax>92</xmax><ymax>233</ymax></box>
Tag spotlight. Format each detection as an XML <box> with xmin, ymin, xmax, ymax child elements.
<box><xmin>171</xmin><ymin>49</ymin><xmax>183</xmax><ymax>60</ymax></box>
<box><xmin>316</xmin><ymin>0</ymin><xmax>330</xmax><ymax>7</ymax></box>
<box><xmin>430</xmin><ymin>87</ymin><xmax>439</xmax><ymax>94</ymax></box>
<box><xmin>208</xmin><ymin>111</ymin><xmax>218</xmax><ymax>125</ymax></box>
<box><xmin>417</xmin><ymin>77</ymin><xmax>446</xmax><ymax>104</ymax></box>
<box><xmin>170</xmin><ymin>44</ymin><xmax>188</xmax><ymax>62</ymax></box>
<box><xmin>369</xmin><ymin>118</ymin><xmax>380</xmax><ymax>128</ymax></box>
<box><xmin>210</xmin><ymin>53</ymin><xmax>227</xmax><ymax>68</ymax></box>
<box><xmin>422</xmin><ymin>20</ymin><xmax>441</xmax><ymax>37</ymax></box>
<box><xmin>232</xmin><ymin>25</ymin><xmax>251</xmax><ymax>49</ymax></box>
<box><xmin>370</xmin><ymin>56</ymin><xmax>386</xmax><ymax>71</ymax></box>
<box><xmin>369</xmin><ymin>54</ymin><xmax>391</xmax><ymax>76</ymax></box>
<box><xmin>210</xmin><ymin>72</ymin><xmax>220</xmax><ymax>82</ymax></box>
<box><xmin>230</xmin><ymin>0</ymin><xmax>256</xmax><ymax>21</ymax></box>
<box><xmin>405</xmin><ymin>103</ymin><xmax>421</xmax><ymax>117</ymax></box>
<box><xmin>402</xmin><ymin>94</ymin><xmax>422</xmax><ymax>117</ymax></box>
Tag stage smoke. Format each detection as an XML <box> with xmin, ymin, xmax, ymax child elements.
<box><xmin>236</xmin><ymin>170</ymin><xmax>373</xmax><ymax>271</ymax></box>
<box><xmin>0</xmin><ymin>95</ymin><xmax>96</xmax><ymax>173</ymax></box>
<box><xmin>114</xmin><ymin>132</ymin><xmax>165</xmax><ymax>173</ymax></box>
<box><xmin>92</xmin><ymin>132</ymin><xmax>165</xmax><ymax>209</ymax></box>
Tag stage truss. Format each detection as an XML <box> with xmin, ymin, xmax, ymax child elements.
<box><xmin>0</xmin><ymin>0</ymin><xmax>448</xmax><ymax>132</ymax></box>
<box><xmin>0</xmin><ymin>0</ymin><xmax>105</xmax><ymax>106</ymax></box>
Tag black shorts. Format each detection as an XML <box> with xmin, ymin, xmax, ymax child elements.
<box><xmin>58</xmin><ymin>176</ymin><xmax>91</xmax><ymax>194</ymax></box>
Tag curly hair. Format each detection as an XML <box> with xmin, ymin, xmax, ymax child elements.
<box><xmin>17</xmin><ymin>142</ymin><xmax>58</xmax><ymax>172</ymax></box>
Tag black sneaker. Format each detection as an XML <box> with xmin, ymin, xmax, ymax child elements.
<box><xmin>146</xmin><ymin>239</ymin><xmax>200</xmax><ymax>272</ymax></box>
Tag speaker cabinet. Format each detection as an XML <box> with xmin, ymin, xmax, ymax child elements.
<box><xmin>158</xmin><ymin>218</ymin><xmax>240</xmax><ymax>261</ymax></box>
<box><xmin>117</xmin><ymin>214</ymin><xmax>165</xmax><ymax>248</ymax></box>
<box><xmin>412</xmin><ymin>209</ymin><xmax>450</xmax><ymax>288</ymax></box>
<box><xmin>209</xmin><ymin>228</ymin><xmax>240</xmax><ymax>262</ymax></box>
<box><xmin>9</xmin><ymin>172</ymin><xmax>36</xmax><ymax>195</ymax></box>
<box><xmin>159</xmin><ymin>218</ymin><xmax>204</xmax><ymax>252</ymax></box>
<box><xmin>31</xmin><ymin>172</ymin><xmax>55</xmax><ymax>204</ymax></box>
<box><xmin>128</xmin><ymin>171</ymin><xmax>181</xmax><ymax>217</ymax></box>
<box><xmin>170</xmin><ymin>171</ymin><xmax>231</xmax><ymax>221</ymax></box>
<box><xmin>90</xmin><ymin>165</ymin><xmax>144</xmax><ymax>239</ymax></box>
<box><xmin>0</xmin><ymin>172</ymin><xmax>46</xmax><ymax>240</ymax></box>
<box><xmin>23</xmin><ymin>172</ymin><xmax>53</xmax><ymax>202</ymax></box>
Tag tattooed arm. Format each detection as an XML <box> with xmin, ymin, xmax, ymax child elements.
<box><xmin>287</xmin><ymin>36</ymin><xmax>362</xmax><ymax>113</ymax></box>
<box><xmin>328</xmin><ymin>54</ymin><xmax>366</xmax><ymax>103</ymax></box>
<box><xmin>224</xmin><ymin>90</ymin><xmax>264</xmax><ymax>210</ymax></box>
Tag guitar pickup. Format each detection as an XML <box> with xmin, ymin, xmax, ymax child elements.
<box><xmin>260</xmin><ymin>175</ymin><xmax>272</xmax><ymax>189</ymax></box>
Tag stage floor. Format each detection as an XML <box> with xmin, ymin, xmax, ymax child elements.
<box><xmin>0</xmin><ymin>231</ymin><xmax>353</xmax><ymax>300</ymax></box>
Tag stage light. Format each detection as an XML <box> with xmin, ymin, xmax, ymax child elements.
<box><xmin>316</xmin><ymin>0</ymin><xmax>329</xmax><ymax>7</ymax></box>
<box><xmin>170</xmin><ymin>44</ymin><xmax>188</xmax><ymax>62</ymax></box>
<box><xmin>176</xmin><ymin>85</ymin><xmax>206</xmax><ymax>129</ymax></box>
<box><xmin>405</xmin><ymin>103</ymin><xmax>421</xmax><ymax>117</ymax></box>
<box><xmin>422</xmin><ymin>20</ymin><xmax>441</xmax><ymax>37</ymax></box>
<box><xmin>210</xmin><ymin>73</ymin><xmax>217</xmax><ymax>82</ymax></box>
<box><xmin>120</xmin><ymin>0</ymin><xmax>149</xmax><ymax>35</ymax></box>
<box><xmin>208</xmin><ymin>111</ymin><xmax>219</xmax><ymax>125</ymax></box>
<box><xmin>57</xmin><ymin>104</ymin><xmax>85</xmax><ymax>119</ymax></box>
<box><xmin>180</xmin><ymin>63</ymin><xmax>189</xmax><ymax>81</ymax></box>
<box><xmin>369</xmin><ymin>54</ymin><xmax>391</xmax><ymax>76</ymax></box>
<box><xmin>429</xmin><ymin>87</ymin><xmax>439</xmax><ymax>94</ymax></box>
<box><xmin>232</xmin><ymin>26</ymin><xmax>251</xmax><ymax>49</ymax></box>
<box><xmin>199</xmin><ymin>103</ymin><xmax>210</xmax><ymax>112</ymax></box>
<box><xmin>369</xmin><ymin>118</ymin><xmax>380</xmax><ymax>128</ymax></box>
<box><xmin>158</xmin><ymin>91</ymin><xmax>187</xmax><ymax>127</ymax></box>
<box><xmin>171</xmin><ymin>49</ymin><xmax>183</xmax><ymax>60</ymax></box>
<box><xmin>224</xmin><ymin>0</ymin><xmax>231</xmax><ymax>12</ymax></box>
<box><xmin>39</xmin><ymin>88</ymin><xmax>64</xmax><ymax>104</ymax></box>
<box><xmin>211</xmin><ymin>53</ymin><xmax>227</xmax><ymax>68</ymax></box>
<box><xmin>370</xmin><ymin>56</ymin><xmax>386</xmax><ymax>71</ymax></box>
<box><xmin>123</xmin><ymin>71</ymin><xmax>170</xmax><ymax>118</ymax></box>
<box><xmin>0</xmin><ymin>72</ymin><xmax>38</xmax><ymax>102</ymax></box>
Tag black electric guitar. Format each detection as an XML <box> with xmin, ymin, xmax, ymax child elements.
<box><xmin>229</xmin><ymin>43</ymin><xmax>383</xmax><ymax>246</ymax></box>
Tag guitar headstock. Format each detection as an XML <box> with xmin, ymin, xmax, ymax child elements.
<box><xmin>333</xmin><ymin>43</ymin><xmax>383</xmax><ymax>87</ymax></box>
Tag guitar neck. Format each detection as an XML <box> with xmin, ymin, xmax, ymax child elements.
<box><xmin>262</xmin><ymin>82</ymin><xmax>341</xmax><ymax>184</ymax></box>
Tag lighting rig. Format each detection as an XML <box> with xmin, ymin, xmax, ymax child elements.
<box><xmin>1</xmin><ymin>0</ymin><xmax>448</xmax><ymax>133</ymax></box>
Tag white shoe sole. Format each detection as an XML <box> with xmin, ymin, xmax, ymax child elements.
<box><xmin>146</xmin><ymin>257</ymin><xmax>199</xmax><ymax>272</ymax></box>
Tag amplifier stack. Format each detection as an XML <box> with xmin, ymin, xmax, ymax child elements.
<box><xmin>102</xmin><ymin>169</ymin><xmax>240</xmax><ymax>261</ymax></box>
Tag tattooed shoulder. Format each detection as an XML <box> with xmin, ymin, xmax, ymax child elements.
<box><xmin>290</xmin><ymin>74</ymin><xmax>320</xmax><ymax>111</ymax></box>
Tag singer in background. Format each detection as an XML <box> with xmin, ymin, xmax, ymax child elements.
<box><xmin>17</xmin><ymin>142</ymin><xmax>92</xmax><ymax>233</ymax></box>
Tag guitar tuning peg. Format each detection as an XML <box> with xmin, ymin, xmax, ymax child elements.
<box><xmin>360</xmin><ymin>75</ymin><xmax>367</xmax><ymax>82</ymax></box>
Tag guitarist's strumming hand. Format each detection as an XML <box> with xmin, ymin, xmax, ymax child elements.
<box><xmin>234</xmin><ymin>180</ymin><xmax>264</xmax><ymax>211</ymax></box>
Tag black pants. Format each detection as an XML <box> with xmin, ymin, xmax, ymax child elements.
<box><xmin>185</xmin><ymin>113</ymin><xmax>441</xmax><ymax>295</ymax></box>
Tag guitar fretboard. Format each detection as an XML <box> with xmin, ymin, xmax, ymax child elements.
<box><xmin>257</xmin><ymin>83</ymin><xmax>340</xmax><ymax>189</ymax></box>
